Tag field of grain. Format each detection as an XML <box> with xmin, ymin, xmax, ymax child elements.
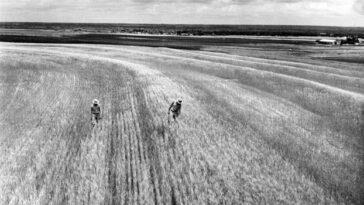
<box><xmin>0</xmin><ymin>42</ymin><xmax>363</xmax><ymax>204</ymax></box>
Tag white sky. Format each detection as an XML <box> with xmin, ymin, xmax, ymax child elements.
<box><xmin>0</xmin><ymin>0</ymin><xmax>364</xmax><ymax>26</ymax></box>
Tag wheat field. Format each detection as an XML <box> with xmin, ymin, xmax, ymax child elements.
<box><xmin>0</xmin><ymin>42</ymin><xmax>363</xmax><ymax>204</ymax></box>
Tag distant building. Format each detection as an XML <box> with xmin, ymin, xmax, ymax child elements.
<box><xmin>316</xmin><ymin>36</ymin><xmax>360</xmax><ymax>46</ymax></box>
<box><xmin>340</xmin><ymin>35</ymin><xmax>359</xmax><ymax>45</ymax></box>
<box><xmin>316</xmin><ymin>39</ymin><xmax>340</xmax><ymax>45</ymax></box>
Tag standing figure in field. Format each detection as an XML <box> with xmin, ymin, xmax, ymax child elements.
<box><xmin>168</xmin><ymin>98</ymin><xmax>182</xmax><ymax>123</ymax></box>
<box><xmin>91</xmin><ymin>99</ymin><xmax>101</xmax><ymax>126</ymax></box>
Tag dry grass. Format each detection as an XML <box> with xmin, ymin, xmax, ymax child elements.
<box><xmin>0</xmin><ymin>42</ymin><xmax>363</xmax><ymax>204</ymax></box>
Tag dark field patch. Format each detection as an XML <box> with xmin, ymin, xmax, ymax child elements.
<box><xmin>0</xmin><ymin>33</ymin><xmax>316</xmax><ymax>50</ymax></box>
<box><xmin>317</xmin><ymin>56</ymin><xmax>364</xmax><ymax>64</ymax></box>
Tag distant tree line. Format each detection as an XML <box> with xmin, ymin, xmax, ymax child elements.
<box><xmin>1</xmin><ymin>23</ymin><xmax>363</xmax><ymax>38</ymax></box>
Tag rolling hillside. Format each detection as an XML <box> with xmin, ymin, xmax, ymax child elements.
<box><xmin>0</xmin><ymin>42</ymin><xmax>363</xmax><ymax>204</ymax></box>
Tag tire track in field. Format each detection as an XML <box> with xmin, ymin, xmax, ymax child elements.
<box><xmin>44</xmin><ymin>45</ymin><xmax>364</xmax><ymax>101</ymax></box>
<box><xmin>162</xmin><ymin>48</ymin><xmax>364</xmax><ymax>93</ymax></box>
<box><xmin>199</xmin><ymin>46</ymin><xmax>364</xmax><ymax>75</ymax></box>
<box><xmin>25</xmin><ymin>43</ymin><xmax>364</xmax><ymax>77</ymax></box>
<box><xmin>27</xmin><ymin>44</ymin><xmax>364</xmax><ymax>94</ymax></box>
<box><xmin>3</xmin><ymin>45</ymin><xmax>363</xmax><ymax>99</ymax></box>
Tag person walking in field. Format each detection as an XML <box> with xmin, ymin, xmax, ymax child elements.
<box><xmin>91</xmin><ymin>99</ymin><xmax>101</xmax><ymax>126</ymax></box>
<box><xmin>168</xmin><ymin>98</ymin><xmax>182</xmax><ymax>123</ymax></box>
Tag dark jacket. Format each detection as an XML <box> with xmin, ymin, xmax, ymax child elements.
<box><xmin>168</xmin><ymin>101</ymin><xmax>181</xmax><ymax>115</ymax></box>
<box><xmin>91</xmin><ymin>105</ymin><xmax>101</xmax><ymax>115</ymax></box>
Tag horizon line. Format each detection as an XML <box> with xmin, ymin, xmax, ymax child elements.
<box><xmin>1</xmin><ymin>21</ymin><xmax>364</xmax><ymax>28</ymax></box>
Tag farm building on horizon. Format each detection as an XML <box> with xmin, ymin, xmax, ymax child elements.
<box><xmin>316</xmin><ymin>39</ymin><xmax>340</xmax><ymax>45</ymax></box>
<box><xmin>316</xmin><ymin>35</ymin><xmax>360</xmax><ymax>45</ymax></box>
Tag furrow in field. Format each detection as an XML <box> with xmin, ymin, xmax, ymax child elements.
<box><xmin>7</xmin><ymin>44</ymin><xmax>363</xmax><ymax>101</ymax></box>
<box><xmin>32</xmin><ymin>43</ymin><xmax>364</xmax><ymax>92</ymax></box>
<box><xmin>41</xmin><ymin>44</ymin><xmax>364</xmax><ymax>110</ymax></box>
<box><xmin>3</xmin><ymin>42</ymin><xmax>363</xmax><ymax>79</ymax></box>
<box><xmin>98</xmin><ymin>44</ymin><xmax>364</xmax><ymax>80</ymax></box>
<box><xmin>161</xmin><ymin>48</ymin><xmax>364</xmax><ymax>93</ymax></box>
<box><xmin>124</xmin><ymin>105</ymin><xmax>132</xmax><ymax>205</ymax></box>
<box><xmin>118</xmin><ymin>111</ymin><xmax>127</xmax><ymax>204</ymax></box>
<box><xmin>120</xmin><ymin>90</ymin><xmax>131</xmax><ymax>205</ymax></box>
<box><xmin>118</xmin><ymin>112</ymin><xmax>127</xmax><ymax>205</ymax></box>
<box><xmin>130</xmin><ymin>87</ymin><xmax>147</xmax><ymax>204</ymax></box>
<box><xmin>132</xmin><ymin>108</ymin><xmax>150</xmax><ymax>201</ymax></box>
<box><xmin>128</xmin><ymin>82</ymin><xmax>144</xmax><ymax>204</ymax></box>
<box><xmin>111</xmin><ymin>46</ymin><xmax>364</xmax><ymax>99</ymax></box>
<box><xmin>199</xmin><ymin>46</ymin><xmax>364</xmax><ymax>75</ymax></box>
<box><xmin>127</xmin><ymin>93</ymin><xmax>138</xmax><ymax>204</ymax></box>
<box><xmin>31</xmin><ymin>43</ymin><xmax>363</xmax><ymax>77</ymax></box>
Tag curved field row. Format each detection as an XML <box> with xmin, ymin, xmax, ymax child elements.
<box><xmin>0</xmin><ymin>43</ymin><xmax>363</xmax><ymax>204</ymax></box>
<box><xmin>201</xmin><ymin>45</ymin><xmax>364</xmax><ymax>74</ymax></box>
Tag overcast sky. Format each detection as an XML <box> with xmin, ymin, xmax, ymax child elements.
<box><xmin>1</xmin><ymin>0</ymin><xmax>363</xmax><ymax>26</ymax></box>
